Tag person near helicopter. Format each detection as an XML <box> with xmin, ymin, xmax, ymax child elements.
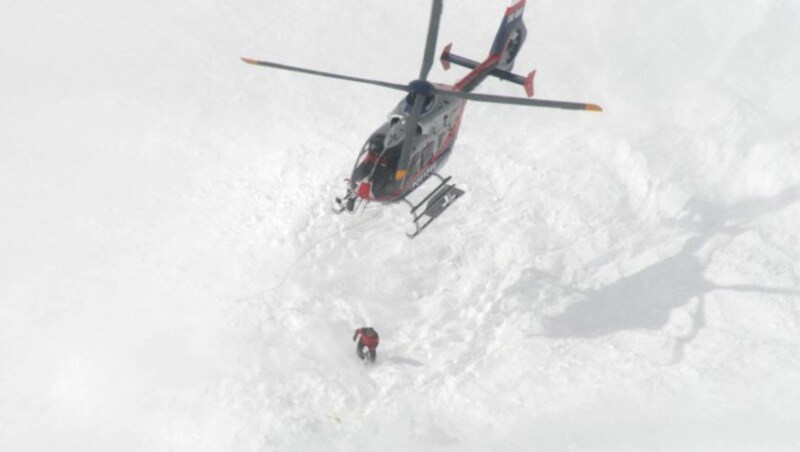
<box><xmin>352</xmin><ymin>327</ymin><xmax>380</xmax><ymax>362</ymax></box>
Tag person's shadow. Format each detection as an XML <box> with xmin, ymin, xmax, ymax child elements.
<box><xmin>541</xmin><ymin>184</ymin><xmax>800</xmax><ymax>362</ymax></box>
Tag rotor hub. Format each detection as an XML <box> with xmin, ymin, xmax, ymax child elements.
<box><xmin>407</xmin><ymin>79</ymin><xmax>435</xmax><ymax>96</ymax></box>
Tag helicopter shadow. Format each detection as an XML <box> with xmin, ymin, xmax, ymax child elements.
<box><xmin>541</xmin><ymin>183</ymin><xmax>800</xmax><ymax>362</ymax></box>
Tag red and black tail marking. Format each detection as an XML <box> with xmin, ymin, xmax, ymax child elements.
<box><xmin>447</xmin><ymin>0</ymin><xmax>534</xmax><ymax>96</ymax></box>
<box><xmin>490</xmin><ymin>0</ymin><xmax>528</xmax><ymax>73</ymax></box>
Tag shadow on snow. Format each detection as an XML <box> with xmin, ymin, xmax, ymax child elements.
<box><xmin>542</xmin><ymin>184</ymin><xmax>800</xmax><ymax>361</ymax></box>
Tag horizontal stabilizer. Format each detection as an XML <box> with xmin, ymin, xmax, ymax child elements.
<box><xmin>440</xmin><ymin>44</ymin><xmax>536</xmax><ymax>97</ymax></box>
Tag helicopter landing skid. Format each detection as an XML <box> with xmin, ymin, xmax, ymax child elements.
<box><xmin>405</xmin><ymin>175</ymin><xmax>464</xmax><ymax>239</ymax></box>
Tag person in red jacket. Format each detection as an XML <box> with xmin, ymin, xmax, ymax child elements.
<box><xmin>352</xmin><ymin>327</ymin><xmax>380</xmax><ymax>363</ymax></box>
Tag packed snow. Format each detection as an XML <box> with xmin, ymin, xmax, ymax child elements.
<box><xmin>2</xmin><ymin>1</ymin><xmax>799</xmax><ymax>451</ymax></box>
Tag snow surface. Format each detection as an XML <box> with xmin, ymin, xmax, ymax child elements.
<box><xmin>2</xmin><ymin>0</ymin><xmax>800</xmax><ymax>450</ymax></box>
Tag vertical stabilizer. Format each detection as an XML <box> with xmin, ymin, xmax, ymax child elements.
<box><xmin>490</xmin><ymin>0</ymin><xmax>528</xmax><ymax>72</ymax></box>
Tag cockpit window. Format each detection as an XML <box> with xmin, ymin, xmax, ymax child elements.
<box><xmin>357</xmin><ymin>133</ymin><xmax>395</xmax><ymax>170</ymax></box>
<box><xmin>362</xmin><ymin>134</ymin><xmax>385</xmax><ymax>155</ymax></box>
<box><xmin>364</xmin><ymin>151</ymin><xmax>392</xmax><ymax>168</ymax></box>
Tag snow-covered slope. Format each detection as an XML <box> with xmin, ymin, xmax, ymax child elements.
<box><xmin>2</xmin><ymin>1</ymin><xmax>799</xmax><ymax>451</ymax></box>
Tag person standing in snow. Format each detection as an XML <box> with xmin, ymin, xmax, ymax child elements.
<box><xmin>352</xmin><ymin>327</ymin><xmax>379</xmax><ymax>363</ymax></box>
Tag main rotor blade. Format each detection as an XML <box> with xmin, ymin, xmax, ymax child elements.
<box><xmin>396</xmin><ymin>96</ymin><xmax>426</xmax><ymax>181</ymax></box>
<box><xmin>436</xmin><ymin>88</ymin><xmax>603</xmax><ymax>112</ymax></box>
<box><xmin>242</xmin><ymin>57</ymin><xmax>409</xmax><ymax>93</ymax></box>
<box><xmin>419</xmin><ymin>0</ymin><xmax>444</xmax><ymax>80</ymax></box>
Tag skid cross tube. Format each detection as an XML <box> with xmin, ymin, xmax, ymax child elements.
<box><xmin>404</xmin><ymin>174</ymin><xmax>464</xmax><ymax>238</ymax></box>
<box><xmin>409</xmin><ymin>174</ymin><xmax>452</xmax><ymax>214</ymax></box>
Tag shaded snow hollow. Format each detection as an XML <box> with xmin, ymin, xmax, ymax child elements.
<box><xmin>2</xmin><ymin>1</ymin><xmax>799</xmax><ymax>451</ymax></box>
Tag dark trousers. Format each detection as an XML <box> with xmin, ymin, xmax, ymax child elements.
<box><xmin>356</xmin><ymin>340</ymin><xmax>376</xmax><ymax>362</ymax></box>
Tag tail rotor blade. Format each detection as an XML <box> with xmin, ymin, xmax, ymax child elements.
<box><xmin>242</xmin><ymin>57</ymin><xmax>409</xmax><ymax>93</ymax></box>
<box><xmin>419</xmin><ymin>0</ymin><xmax>444</xmax><ymax>80</ymax></box>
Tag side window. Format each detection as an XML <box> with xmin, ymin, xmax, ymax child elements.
<box><xmin>421</xmin><ymin>140</ymin><xmax>434</xmax><ymax>167</ymax></box>
<box><xmin>436</xmin><ymin>132</ymin><xmax>446</xmax><ymax>152</ymax></box>
<box><xmin>409</xmin><ymin>152</ymin><xmax>421</xmax><ymax>175</ymax></box>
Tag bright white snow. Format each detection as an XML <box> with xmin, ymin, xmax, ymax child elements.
<box><xmin>2</xmin><ymin>1</ymin><xmax>799</xmax><ymax>451</ymax></box>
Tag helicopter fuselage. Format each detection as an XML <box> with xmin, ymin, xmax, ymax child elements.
<box><xmin>348</xmin><ymin>83</ymin><xmax>466</xmax><ymax>203</ymax></box>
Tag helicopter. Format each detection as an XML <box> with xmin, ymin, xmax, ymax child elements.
<box><xmin>242</xmin><ymin>0</ymin><xmax>602</xmax><ymax>238</ymax></box>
